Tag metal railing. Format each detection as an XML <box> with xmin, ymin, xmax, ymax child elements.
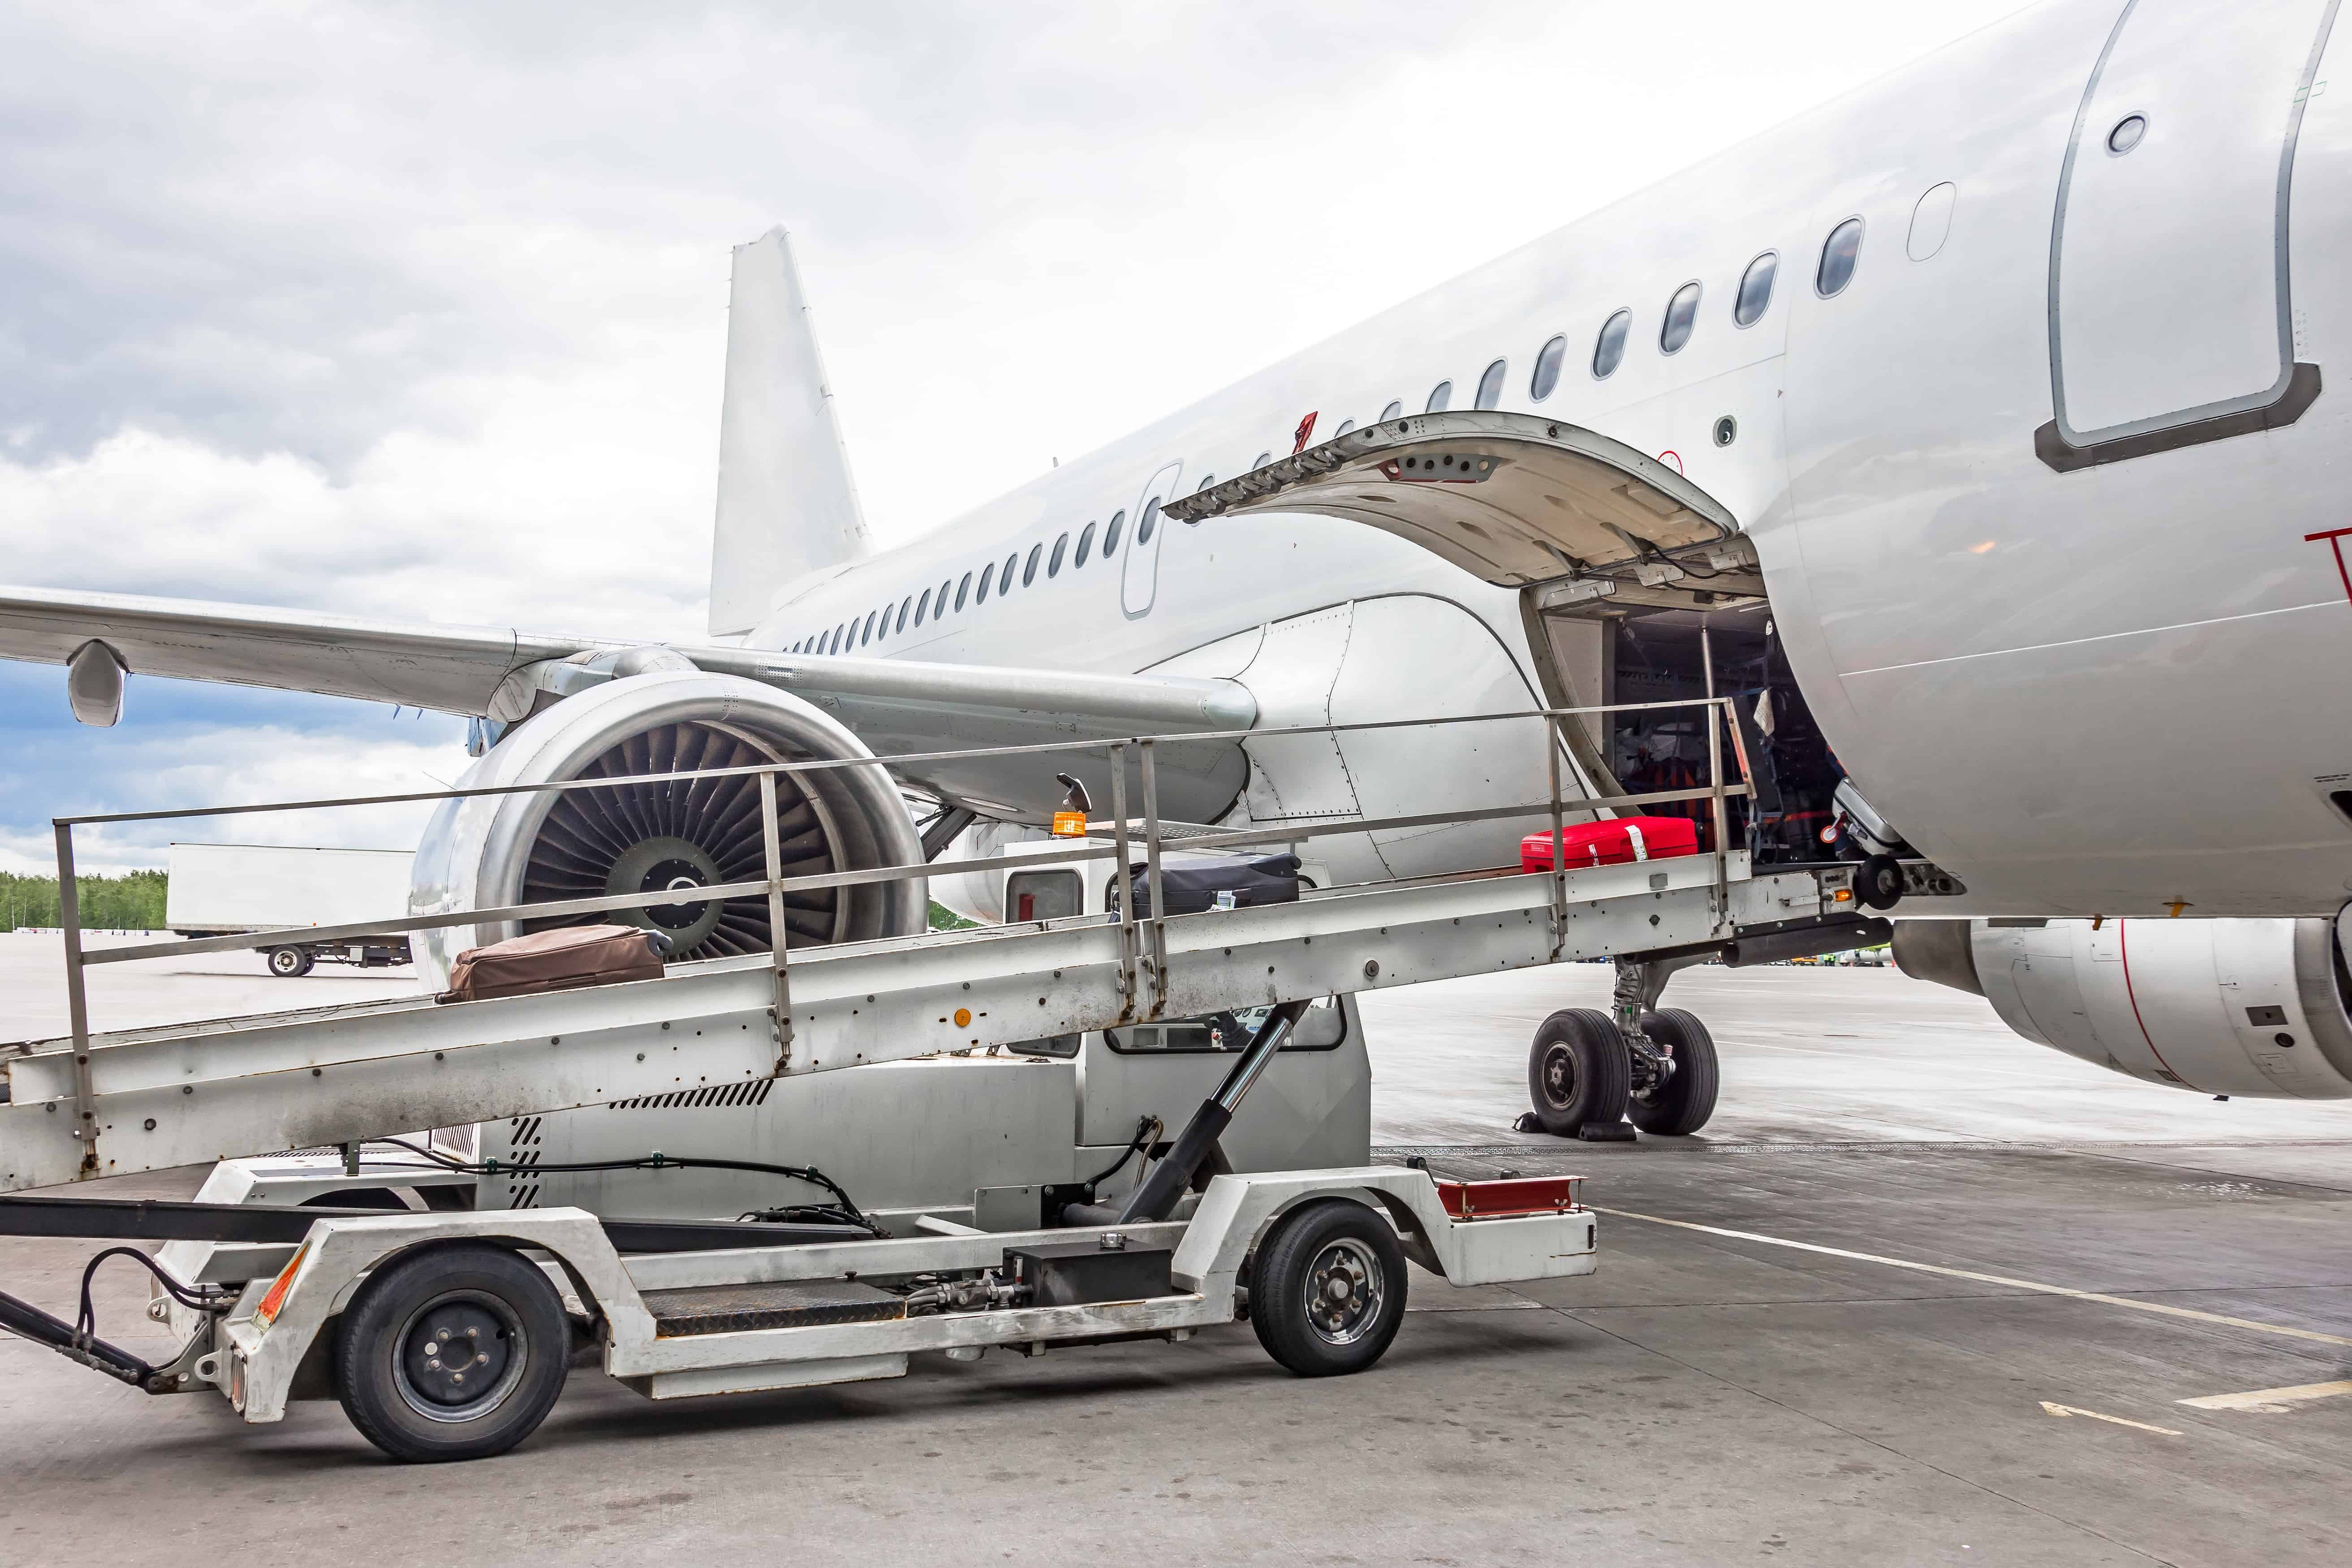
<box><xmin>43</xmin><ymin>697</ymin><xmax>1754</xmax><ymax>1175</ymax></box>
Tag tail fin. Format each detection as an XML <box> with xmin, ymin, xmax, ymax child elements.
<box><xmin>707</xmin><ymin>228</ymin><xmax>871</xmax><ymax>637</ymax></box>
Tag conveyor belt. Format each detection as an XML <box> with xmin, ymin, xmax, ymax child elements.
<box><xmin>0</xmin><ymin>852</ymin><xmax>1830</xmax><ymax>1194</ymax></box>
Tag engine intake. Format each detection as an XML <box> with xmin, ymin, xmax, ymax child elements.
<box><xmin>412</xmin><ymin>671</ymin><xmax>925</xmax><ymax>986</ymax></box>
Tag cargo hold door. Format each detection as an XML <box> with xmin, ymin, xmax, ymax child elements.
<box><xmin>1163</xmin><ymin>411</ymin><xmax>1759</xmax><ymax>789</ymax></box>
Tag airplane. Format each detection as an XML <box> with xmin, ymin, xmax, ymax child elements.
<box><xmin>4</xmin><ymin>0</ymin><xmax>2351</xmax><ymax>1129</ymax></box>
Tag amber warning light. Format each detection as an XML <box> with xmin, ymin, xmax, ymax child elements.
<box><xmin>1050</xmin><ymin>772</ymin><xmax>1092</xmax><ymax>839</ymax></box>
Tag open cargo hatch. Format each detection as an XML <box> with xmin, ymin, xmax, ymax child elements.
<box><xmin>1163</xmin><ymin>410</ymin><xmax>1757</xmax><ymax>599</ymax></box>
<box><xmin>1168</xmin><ymin>411</ymin><xmax>1770</xmax><ymax>801</ymax></box>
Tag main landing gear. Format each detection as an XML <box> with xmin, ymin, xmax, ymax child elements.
<box><xmin>1520</xmin><ymin>955</ymin><xmax>1720</xmax><ymax>1141</ymax></box>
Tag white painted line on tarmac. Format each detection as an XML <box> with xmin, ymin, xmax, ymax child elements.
<box><xmin>1407</xmin><ymin>1300</ymin><xmax>1547</xmax><ymax>1313</ymax></box>
<box><xmin>1591</xmin><ymin>1206</ymin><xmax>2352</xmax><ymax>1349</ymax></box>
<box><xmin>2177</xmin><ymin>1379</ymin><xmax>2352</xmax><ymax>1412</ymax></box>
<box><xmin>2040</xmin><ymin>1401</ymin><xmax>2183</xmax><ymax>1435</ymax></box>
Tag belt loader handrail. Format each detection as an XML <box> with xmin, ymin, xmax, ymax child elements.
<box><xmin>41</xmin><ymin>696</ymin><xmax>1757</xmax><ymax>1177</ymax></box>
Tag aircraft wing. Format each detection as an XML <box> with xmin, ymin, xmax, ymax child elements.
<box><xmin>0</xmin><ymin>584</ymin><xmax>597</xmax><ymax>714</ymax></box>
<box><xmin>0</xmin><ymin>583</ymin><xmax>1253</xmax><ymax>820</ymax></box>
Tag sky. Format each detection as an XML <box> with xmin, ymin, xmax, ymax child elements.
<box><xmin>0</xmin><ymin>0</ymin><xmax>2029</xmax><ymax>873</ymax></box>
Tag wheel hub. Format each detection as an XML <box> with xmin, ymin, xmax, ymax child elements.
<box><xmin>1541</xmin><ymin>1044</ymin><xmax>1576</xmax><ymax>1107</ymax></box>
<box><xmin>1304</xmin><ymin>1239</ymin><xmax>1383</xmax><ymax>1345</ymax></box>
<box><xmin>393</xmin><ymin>1293</ymin><xmax>525</xmax><ymax>1422</ymax></box>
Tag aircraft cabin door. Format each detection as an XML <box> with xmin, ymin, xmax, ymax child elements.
<box><xmin>1121</xmin><ymin>461</ymin><xmax>1182</xmax><ymax>618</ymax></box>
<box><xmin>2040</xmin><ymin>0</ymin><xmax>2336</xmax><ymax>469</ymax></box>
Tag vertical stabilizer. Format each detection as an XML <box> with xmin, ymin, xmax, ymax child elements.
<box><xmin>707</xmin><ymin>228</ymin><xmax>871</xmax><ymax>637</ymax></box>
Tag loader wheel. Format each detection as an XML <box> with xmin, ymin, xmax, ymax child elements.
<box><xmin>336</xmin><ymin>1241</ymin><xmax>568</xmax><ymax>1463</ymax></box>
<box><xmin>1525</xmin><ymin>1008</ymin><xmax>1631</xmax><ymax>1137</ymax></box>
<box><xmin>1250</xmin><ymin>1199</ymin><xmax>1408</xmax><ymax>1377</ymax></box>
<box><xmin>1627</xmin><ymin>1008</ymin><xmax>1720</xmax><ymax>1136</ymax></box>
<box><xmin>267</xmin><ymin>945</ymin><xmax>315</xmax><ymax>978</ymax></box>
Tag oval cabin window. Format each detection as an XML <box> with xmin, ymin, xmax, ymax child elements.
<box><xmin>1817</xmin><ymin>217</ymin><xmax>1864</xmax><ymax>297</ymax></box>
<box><xmin>1660</xmin><ymin>282</ymin><xmax>1701</xmax><ymax>354</ymax></box>
<box><xmin>1734</xmin><ymin>252</ymin><xmax>1777</xmax><ymax>327</ymax></box>
<box><xmin>1529</xmin><ymin>336</ymin><xmax>1566</xmax><ymax>401</ymax></box>
<box><xmin>1592</xmin><ymin>310</ymin><xmax>1631</xmax><ymax>379</ymax></box>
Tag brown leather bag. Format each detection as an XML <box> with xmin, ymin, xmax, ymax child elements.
<box><xmin>435</xmin><ymin>924</ymin><xmax>666</xmax><ymax>1004</ymax></box>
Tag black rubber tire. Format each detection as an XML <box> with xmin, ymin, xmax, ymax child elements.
<box><xmin>1249</xmin><ymin>1198</ymin><xmax>1409</xmax><ymax>1377</ymax></box>
<box><xmin>336</xmin><ymin>1241</ymin><xmax>569</xmax><ymax>1463</ymax></box>
<box><xmin>267</xmin><ymin>945</ymin><xmax>314</xmax><ymax>978</ymax></box>
<box><xmin>1856</xmin><ymin>854</ymin><xmax>1905</xmax><ymax>911</ymax></box>
<box><xmin>1628</xmin><ymin>1008</ymin><xmax>1720</xmax><ymax>1136</ymax></box>
<box><xmin>1525</xmin><ymin>1008</ymin><xmax>1632</xmax><ymax>1136</ymax></box>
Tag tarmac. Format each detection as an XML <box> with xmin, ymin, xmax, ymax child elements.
<box><xmin>1</xmin><ymin>933</ymin><xmax>2347</xmax><ymax>1565</ymax></box>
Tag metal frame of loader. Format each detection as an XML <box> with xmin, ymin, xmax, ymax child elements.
<box><xmin>0</xmin><ymin>698</ymin><xmax>1896</xmax><ymax>1461</ymax></box>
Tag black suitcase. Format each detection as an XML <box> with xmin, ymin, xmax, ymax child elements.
<box><xmin>1120</xmin><ymin>850</ymin><xmax>1302</xmax><ymax>918</ymax></box>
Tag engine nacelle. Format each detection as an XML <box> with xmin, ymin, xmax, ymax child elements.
<box><xmin>1893</xmin><ymin>918</ymin><xmax>2352</xmax><ymax>1099</ymax></box>
<box><xmin>411</xmin><ymin>671</ymin><xmax>926</xmax><ymax>987</ymax></box>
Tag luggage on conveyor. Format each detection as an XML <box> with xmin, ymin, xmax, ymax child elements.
<box><xmin>1521</xmin><ymin>816</ymin><xmax>1700</xmax><ymax>873</ymax></box>
<box><xmin>1120</xmin><ymin>849</ymin><xmax>1303</xmax><ymax>918</ymax></box>
<box><xmin>436</xmin><ymin>923</ymin><xmax>668</xmax><ymax>1004</ymax></box>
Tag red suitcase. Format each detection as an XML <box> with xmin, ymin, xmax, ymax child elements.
<box><xmin>1521</xmin><ymin>815</ymin><xmax>1701</xmax><ymax>872</ymax></box>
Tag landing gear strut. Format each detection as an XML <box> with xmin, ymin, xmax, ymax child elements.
<box><xmin>1521</xmin><ymin>954</ymin><xmax>1720</xmax><ymax>1140</ymax></box>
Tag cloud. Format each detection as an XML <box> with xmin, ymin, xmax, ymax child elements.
<box><xmin>0</xmin><ymin>0</ymin><xmax>2024</xmax><ymax>859</ymax></box>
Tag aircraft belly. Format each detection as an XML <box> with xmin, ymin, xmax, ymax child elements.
<box><xmin>1327</xmin><ymin>595</ymin><xmax>1558</xmax><ymax>881</ymax></box>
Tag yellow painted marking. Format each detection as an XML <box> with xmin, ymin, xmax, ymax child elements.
<box><xmin>1591</xmin><ymin>1206</ymin><xmax>2352</xmax><ymax>1349</ymax></box>
<box><xmin>2177</xmin><ymin>1379</ymin><xmax>2352</xmax><ymax>1412</ymax></box>
<box><xmin>2041</xmin><ymin>1401</ymin><xmax>2183</xmax><ymax>1436</ymax></box>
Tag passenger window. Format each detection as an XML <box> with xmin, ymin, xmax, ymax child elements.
<box><xmin>1529</xmin><ymin>336</ymin><xmax>1566</xmax><ymax>401</ymax></box>
<box><xmin>1193</xmin><ymin>474</ymin><xmax>1215</xmax><ymax>492</ymax></box>
<box><xmin>1002</xmin><ymin>551</ymin><xmax>1018</xmax><ymax>590</ymax></box>
<box><xmin>954</xmin><ymin>572</ymin><xmax>972</xmax><ymax>611</ymax></box>
<box><xmin>1104</xmin><ymin>509</ymin><xmax>1126</xmax><ymax>555</ymax></box>
<box><xmin>861</xmin><ymin>611</ymin><xmax>875</xmax><ymax>646</ymax></box>
<box><xmin>1660</xmin><ymin>281</ymin><xmax>1701</xmax><ymax>353</ymax></box>
<box><xmin>896</xmin><ymin>596</ymin><xmax>911</xmax><ymax>633</ymax></box>
<box><xmin>1474</xmin><ymin>358</ymin><xmax>1506</xmax><ymax>410</ymax></box>
<box><xmin>1251</xmin><ymin>451</ymin><xmax>1271</xmax><ymax>469</ymax></box>
<box><xmin>1049</xmin><ymin>532</ymin><xmax>1068</xmax><ymax>576</ymax></box>
<box><xmin>1425</xmin><ymin>380</ymin><xmax>1452</xmax><ymax>413</ymax></box>
<box><xmin>915</xmin><ymin>588</ymin><xmax>930</xmax><ymax>625</ymax></box>
<box><xmin>976</xmin><ymin>563</ymin><xmax>994</xmax><ymax>603</ymax></box>
<box><xmin>1137</xmin><ymin>499</ymin><xmax>1160</xmax><ymax>545</ymax></box>
<box><xmin>1734</xmin><ymin>251</ymin><xmax>1777</xmax><ymax>327</ymax></box>
<box><xmin>1592</xmin><ymin>309</ymin><xmax>1631</xmax><ymax>378</ymax></box>
<box><xmin>1076</xmin><ymin>521</ymin><xmax>1096</xmax><ymax>567</ymax></box>
<box><xmin>1817</xmin><ymin>217</ymin><xmax>1863</xmax><ymax>297</ymax></box>
<box><xmin>1379</xmin><ymin>400</ymin><xmax>1402</xmax><ymax>422</ymax></box>
<box><xmin>1023</xmin><ymin>542</ymin><xmax>1042</xmax><ymax>585</ymax></box>
<box><xmin>1333</xmin><ymin>419</ymin><xmax>1356</xmax><ymax>437</ymax></box>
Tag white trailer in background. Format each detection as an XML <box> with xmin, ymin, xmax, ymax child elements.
<box><xmin>164</xmin><ymin>844</ymin><xmax>416</xmax><ymax>977</ymax></box>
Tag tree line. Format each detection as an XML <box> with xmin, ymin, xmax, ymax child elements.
<box><xmin>0</xmin><ymin>870</ymin><xmax>170</xmax><ymax>931</ymax></box>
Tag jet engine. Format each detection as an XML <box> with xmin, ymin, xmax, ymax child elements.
<box><xmin>1892</xmin><ymin>918</ymin><xmax>2352</xmax><ymax>1098</ymax></box>
<box><xmin>410</xmin><ymin>670</ymin><xmax>926</xmax><ymax>986</ymax></box>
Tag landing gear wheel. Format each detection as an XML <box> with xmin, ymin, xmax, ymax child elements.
<box><xmin>336</xmin><ymin>1241</ymin><xmax>569</xmax><ymax>1463</ymax></box>
<box><xmin>1249</xmin><ymin>1198</ymin><xmax>1409</xmax><ymax>1377</ymax></box>
<box><xmin>1856</xmin><ymin>854</ymin><xmax>1905</xmax><ymax>911</ymax></box>
<box><xmin>1525</xmin><ymin>1008</ymin><xmax>1631</xmax><ymax>1137</ymax></box>
<box><xmin>1628</xmin><ymin>1008</ymin><xmax>1720</xmax><ymax>1136</ymax></box>
<box><xmin>266</xmin><ymin>945</ymin><xmax>314</xmax><ymax>978</ymax></box>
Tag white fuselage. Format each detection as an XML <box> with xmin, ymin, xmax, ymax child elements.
<box><xmin>752</xmin><ymin>0</ymin><xmax>2352</xmax><ymax>920</ymax></box>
